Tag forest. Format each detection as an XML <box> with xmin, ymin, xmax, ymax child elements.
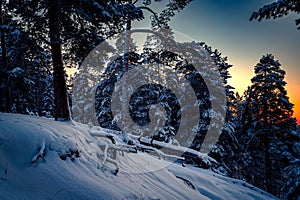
<box><xmin>0</xmin><ymin>0</ymin><xmax>299</xmax><ymax>199</ymax></box>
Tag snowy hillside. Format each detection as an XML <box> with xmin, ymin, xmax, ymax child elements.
<box><xmin>0</xmin><ymin>113</ymin><xmax>277</xmax><ymax>200</ymax></box>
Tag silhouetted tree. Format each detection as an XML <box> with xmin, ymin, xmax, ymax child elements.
<box><xmin>238</xmin><ymin>54</ymin><xmax>299</xmax><ymax>197</ymax></box>
<box><xmin>250</xmin><ymin>0</ymin><xmax>300</xmax><ymax>30</ymax></box>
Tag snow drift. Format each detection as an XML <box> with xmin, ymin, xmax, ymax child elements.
<box><xmin>0</xmin><ymin>113</ymin><xmax>277</xmax><ymax>200</ymax></box>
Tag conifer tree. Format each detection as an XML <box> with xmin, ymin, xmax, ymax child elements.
<box><xmin>238</xmin><ymin>54</ymin><xmax>299</xmax><ymax>197</ymax></box>
<box><xmin>0</xmin><ymin>0</ymin><xmax>10</xmax><ymax>112</ymax></box>
<box><xmin>250</xmin><ymin>0</ymin><xmax>300</xmax><ymax>30</ymax></box>
<box><xmin>8</xmin><ymin>0</ymin><xmax>144</xmax><ymax>120</ymax></box>
<box><xmin>200</xmin><ymin>43</ymin><xmax>241</xmax><ymax>178</ymax></box>
<box><xmin>0</xmin><ymin>0</ymin><xmax>51</xmax><ymax>115</ymax></box>
<box><xmin>9</xmin><ymin>0</ymin><xmax>194</xmax><ymax>120</ymax></box>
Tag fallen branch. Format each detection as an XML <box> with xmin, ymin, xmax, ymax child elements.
<box><xmin>95</xmin><ymin>137</ymin><xmax>120</xmax><ymax>175</ymax></box>
<box><xmin>89</xmin><ymin>129</ymin><xmax>215</xmax><ymax>163</ymax></box>
<box><xmin>137</xmin><ymin>137</ymin><xmax>216</xmax><ymax>165</ymax></box>
<box><xmin>89</xmin><ymin>128</ymin><xmax>220</xmax><ymax>171</ymax></box>
<box><xmin>32</xmin><ymin>143</ymin><xmax>46</xmax><ymax>163</ymax></box>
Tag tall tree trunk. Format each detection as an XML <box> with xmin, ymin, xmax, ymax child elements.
<box><xmin>262</xmin><ymin>73</ymin><xmax>271</xmax><ymax>193</ymax></box>
<box><xmin>0</xmin><ymin>0</ymin><xmax>10</xmax><ymax>112</ymax></box>
<box><xmin>264</xmin><ymin>129</ymin><xmax>271</xmax><ymax>193</ymax></box>
<box><xmin>48</xmin><ymin>0</ymin><xmax>71</xmax><ymax>121</ymax></box>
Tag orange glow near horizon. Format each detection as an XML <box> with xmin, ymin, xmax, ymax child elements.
<box><xmin>229</xmin><ymin>63</ymin><xmax>300</xmax><ymax>125</ymax></box>
<box><xmin>293</xmin><ymin>100</ymin><xmax>300</xmax><ymax>125</ymax></box>
<box><xmin>287</xmin><ymin>86</ymin><xmax>300</xmax><ymax>125</ymax></box>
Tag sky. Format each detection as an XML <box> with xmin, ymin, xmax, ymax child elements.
<box><xmin>133</xmin><ymin>0</ymin><xmax>300</xmax><ymax>123</ymax></box>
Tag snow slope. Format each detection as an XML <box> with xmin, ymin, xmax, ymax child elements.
<box><xmin>0</xmin><ymin>113</ymin><xmax>277</xmax><ymax>200</ymax></box>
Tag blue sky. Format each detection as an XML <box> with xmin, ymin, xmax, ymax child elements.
<box><xmin>169</xmin><ymin>0</ymin><xmax>299</xmax><ymax>91</ymax></box>
<box><xmin>133</xmin><ymin>0</ymin><xmax>300</xmax><ymax>121</ymax></box>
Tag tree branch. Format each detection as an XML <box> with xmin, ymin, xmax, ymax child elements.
<box><xmin>139</xmin><ymin>6</ymin><xmax>161</xmax><ymax>27</ymax></box>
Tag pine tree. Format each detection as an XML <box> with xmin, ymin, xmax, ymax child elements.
<box><xmin>250</xmin><ymin>54</ymin><xmax>296</xmax><ymax>128</ymax></box>
<box><xmin>8</xmin><ymin>0</ymin><xmax>194</xmax><ymax>120</ymax></box>
<box><xmin>238</xmin><ymin>54</ymin><xmax>299</xmax><ymax>197</ymax></box>
<box><xmin>250</xmin><ymin>0</ymin><xmax>300</xmax><ymax>30</ymax></box>
<box><xmin>282</xmin><ymin>158</ymin><xmax>300</xmax><ymax>199</ymax></box>
<box><xmin>148</xmin><ymin>0</ymin><xmax>193</xmax><ymax>29</ymax></box>
<box><xmin>199</xmin><ymin>43</ymin><xmax>241</xmax><ymax>178</ymax></box>
<box><xmin>6</xmin><ymin>31</ymin><xmax>51</xmax><ymax>115</ymax></box>
<box><xmin>0</xmin><ymin>1</ymin><xmax>51</xmax><ymax>115</ymax></box>
<box><xmin>8</xmin><ymin>0</ymin><xmax>144</xmax><ymax>120</ymax></box>
<box><xmin>42</xmin><ymin>74</ymin><xmax>55</xmax><ymax>117</ymax></box>
<box><xmin>71</xmin><ymin>0</ymin><xmax>194</xmax><ymax>125</ymax></box>
<box><xmin>0</xmin><ymin>0</ymin><xmax>10</xmax><ymax>112</ymax></box>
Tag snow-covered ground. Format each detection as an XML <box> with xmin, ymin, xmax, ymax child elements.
<box><xmin>0</xmin><ymin>113</ymin><xmax>277</xmax><ymax>200</ymax></box>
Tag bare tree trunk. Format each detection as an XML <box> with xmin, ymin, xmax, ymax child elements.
<box><xmin>48</xmin><ymin>0</ymin><xmax>71</xmax><ymax>120</ymax></box>
<box><xmin>0</xmin><ymin>0</ymin><xmax>10</xmax><ymax>112</ymax></box>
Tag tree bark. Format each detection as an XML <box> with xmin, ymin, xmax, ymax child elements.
<box><xmin>0</xmin><ymin>0</ymin><xmax>10</xmax><ymax>112</ymax></box>
<box><xmin>48</xmin><ymin>0</ymin><xmax>71</xmax><ymax>120</ymax></box>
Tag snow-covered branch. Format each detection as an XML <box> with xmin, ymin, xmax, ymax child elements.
<box><xmin>88</xmin><ymin>128</ymin><xmax>218</xmax><ymax>170</ymax></box>
<box><xmin>32</xmin><ymin>143</ymin><xmax>46</xmax><ymax>163</ymax></box>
